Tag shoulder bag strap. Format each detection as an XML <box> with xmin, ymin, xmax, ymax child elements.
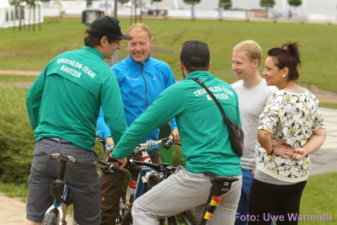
<box><xmin>190</xmin><ymin>78</ymin><xmax>233</xmax><ymax>125</ymax></box>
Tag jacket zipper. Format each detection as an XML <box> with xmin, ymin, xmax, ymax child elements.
<box><xmin>141</xmin><ymin>64</ymin><xmax>149</xmax><ymax>107</ymax></box>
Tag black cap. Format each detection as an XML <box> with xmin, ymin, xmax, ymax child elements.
<box><xmin>90</xmin><ymin>16</ymin><xmax>132</xmax><ymax>40</ymax></box>
<box><xmin>180</xmin><ymin>40</ymin><xmax>210</xmax><ymax>67</ymax></box>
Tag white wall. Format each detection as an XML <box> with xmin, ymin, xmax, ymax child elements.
<box><xmin>0</xmin><ymin>3</ymin><xmax>44</xmax><ymax>29</ymax></box>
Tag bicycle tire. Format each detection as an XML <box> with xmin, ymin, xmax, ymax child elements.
<box><xmin>41</xmin><ymin>209</ymin><xmax>58</xmax><ymax>225</ymax></box>
<box><xmin>120</xmin><ymin>210</ymin><xmax>133</xmax><ymax>225</ymax></box>
<box><xmin>177</xmin><ymin>210</ymin><xmax>199</xmax><ymax>225</ymax></box>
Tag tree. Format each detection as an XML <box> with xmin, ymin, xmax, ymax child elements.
<box><xmin>288</xmin><ymin>0</ymin><xmax>302</xmax><ymax>19</ymax></box>
<box><xmin>119</xmin><ymin>0</ymin><xmax>130</xmax><ymax>4</ymax></box>
<box><xmin>288</xmin><ymin>0</ymin><xmax>302</xmax><ymax>7</ymax></box>
<box><xmin>9</xmin><ymin>0</ymin><xmax>24</xmax><ymax>30</ymax></box>
<box><xmin>219</xmin><ymin>0</ymin><xmax>232</xmax><ymax>10</ymax></box>
<box><xmin>260</xmin><ymin>0</ymin><xmax>275</xmax><ymax>9</ymax></box>
<box><xmin>183</xmin><ymin>0</ymin><xmax>201</xmax><ymax>20</ymax></box>
<box><xmin>86</xmin><ymin>0</ymin><xmax>93</xmax><ymax>7</ymax></box>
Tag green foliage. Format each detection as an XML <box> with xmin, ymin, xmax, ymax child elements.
<box><xmin>0</xmin><ymin>182</ymin><xmax>27</xmax><ymax>198</ymax></box>
<box><xmin>288</xmin><ymin>0</ymin><xmax>302</xmax><ymax>7</ymax></box>
<box><xmin>151</xmin><ymin>0</ymin><xmax>162</xmax><ymax>2</ymax></box>
<box><xmin>183</xmin><ymin>0</ymin><xmax>201</xmax><ymax>5</ymax></box>
<box><xmin>0</xmin><ymin>88</ymin><xmax>35</xmax><ymax>184</ymax></box>
<box><xmin>119</xmin><ymin>0</ymin><xmax>130</xmax><ymax>4</ymax></box>
<box><xmin>86</xmin><ymin>0</ymin><xmax>93</xmax><ymax>7</ymax></box>
<box><xmin>9</xmin><ymin>0</ymin><xmax>21</xmax><ymax>6</ymax></box>
<box><xmin>219</xmin><ymin>0</ymin><xmax>232</xmax><ymax>9</ymax></box>
<box><xmin>260</xmin><ymin>0</ymin><xmax>275</xmax><ymax>8</ymax></box>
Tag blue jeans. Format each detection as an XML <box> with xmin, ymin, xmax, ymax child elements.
<box><xmin>235</xmin><ymin>169</ymin><xmax>254</xmax><ymax>225</ymax></box>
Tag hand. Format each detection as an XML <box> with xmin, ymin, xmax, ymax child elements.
<box><xmin>108</xmin><ymin>156</ymin><xmax>128</xmax><ymax>170</ymax></box>
<box><xmin>290</xmin><ymin>147</ymin><xmax>307</xmax><ymax>160</ymax></box>
<box><xmin>116</xmin><ymin>158</ymin><xmax>127</xmax><ymax>170</ymax></box>
<box><xmin>273</xmin><ymin>141</ymin><xmax>295</xmax><ymax>159</ymax></box>
<box><xmin>105</xmin><ymin>137</ymin><xmax>115</xmax><ymax>149</ymax></box>
<box><xmin>170</xmin><ymin>128</ymin><xmax>180</xmax><ymax>144</ymax></box>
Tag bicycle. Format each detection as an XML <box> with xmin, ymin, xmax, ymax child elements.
<box><xmin>125</xmin><ymin>159</ymin><xmax>198</xmax><ymax>225</ymax></box>
<box><xmin>40</xmin><ymin>152</ymin><xmax>126</xmax><ymax>225</ymax></box>
<box><xmin>100</xmin><ymin>136</ymin><xmax>198</xmax><ymax>225</ymax></box>
<box><xmin>102</xmin><ymin>137</ymin><xmax>239</xmax><ymax>225</ymax></box>
<box><xmin>41</xmin><ymin>153</ymin><xmax>76</xmax><ymax>225</ymax></box>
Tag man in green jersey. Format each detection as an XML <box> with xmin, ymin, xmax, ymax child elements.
<box><xmin>110</xmin><ymin>40</ymin><xmax>242</xmax><ymax>225</ymax></box>
<box><xmin>25</xmin><ymin>16</ymin><xmax>131</xmax><ymax>225</ymax></box>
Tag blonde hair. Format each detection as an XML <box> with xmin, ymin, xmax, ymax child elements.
<box><xmin>128</xmin><ymin>23</ymin><xmax>152</xmax><ymax>39</ymax></box>
<box><xmin>233</xmin><ymin>40</ymin><xmax>262</xmax><ymax>65</ymax></box>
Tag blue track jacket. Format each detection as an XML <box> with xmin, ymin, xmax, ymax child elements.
<box><xmin>97</xmin><ymin>55</ymin><xmax>177</xmax><ymax>146</ymax></box>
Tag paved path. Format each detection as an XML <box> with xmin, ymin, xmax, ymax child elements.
<box><xmin>0</xmin><ymin>108</ymin><xmax>336</xmax><ymax>224</ymax></box>
<box><xmin>310</xmin><ymin>108</ymin><xmax>337</xmax><ymax>175</ymax></box>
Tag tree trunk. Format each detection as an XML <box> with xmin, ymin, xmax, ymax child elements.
<box><xmin>191</xmin><ymin>3</ymin><xmax>195</xmax><ymax>20</ymax></box>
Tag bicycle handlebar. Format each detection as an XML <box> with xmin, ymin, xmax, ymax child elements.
<box><xmin>129</xmin><ymin>159</ymin><xmax>176</xmax><ymax>174</ymax></box>
<box><xmin>50</xmin><ymin>153</ymin><xmax>76</xmax><ymax>163</ymax></box>
<box><xmin>97</xmin><ymin>160</ymin><xmax>128</xmax><ymax>176</ymax></box>
<box><xmin>133</xmin><ymin>136</ymin><xmax>172</xmax><ymax>154</ymax></box>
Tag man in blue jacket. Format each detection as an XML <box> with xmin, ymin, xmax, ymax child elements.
<box><xmin>96</xmin><ymin>23</ymin><xmax>178</xmax><ymax>225</ymax></box>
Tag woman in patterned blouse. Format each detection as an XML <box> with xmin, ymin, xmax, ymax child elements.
<box><xmin>248</xmin><ymin>43</ymin><xmax>326</xmax><ymax>225</ymax></box>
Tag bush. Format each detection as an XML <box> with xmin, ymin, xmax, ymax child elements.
<box><xmin>0</xmin><ymin>88</ymin><xmax>34</xmax><ymax>184</ymax></box>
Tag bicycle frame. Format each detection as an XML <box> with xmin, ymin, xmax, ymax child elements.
<box><xmin>41</xmin><ymin>153</ymin><xmax>76</xmax><ymax>225</ymax></box>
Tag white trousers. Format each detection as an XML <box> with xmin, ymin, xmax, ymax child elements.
<box><xmin>132</xmin><ymin>167</ymin><xmax>242</xmax><ymax>225</ymax></box>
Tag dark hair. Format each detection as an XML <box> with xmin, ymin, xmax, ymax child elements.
<box><xmin>184</xmin><ymin>59</ymin><xmax>209</xmax><ymax>72</ymax></box>
<box><xmin>84</xmin><ymin>28</ymin><xmax>120</xmax><ymax>47</ymax></box>
<box><xmin>267</xmin><ymin>42</ymin><xmax>301</xmax><ymax>80</ymax></box>
<box><xmin>180</xmin><ymin>40</ymin><xmax>210</xmax><ymax>72</ymax></box>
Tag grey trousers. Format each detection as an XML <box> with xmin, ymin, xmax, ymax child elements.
<box><xmin>132</xmin><ymin>167</ymin><xmax>242</xmax><ymax>225</ymax></box>
<box><xmin>26</xmin><ymin>138</ymin><xmax>100</xmax><ymax>225</ymax></box>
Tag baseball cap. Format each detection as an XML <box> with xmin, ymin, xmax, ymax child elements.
<box><xmin>180</xmin><ymin>40</ymin><xmax>210</xmax><ymax>67</ymax></box>
<box><xmin>90</xmin><ymin>16</ymin><xmax>132</xmax><ymax>40</ymax></box>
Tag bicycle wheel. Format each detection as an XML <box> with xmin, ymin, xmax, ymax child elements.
<box><xmin>120</xmin><ymin>210</ymin><xmax>132</xmax><ymax>225</ymax></box>
<box><xmin>116</xmin><ymin>196</ymin><xmax>130</xmax><ymax>225</ymax></box>
<box><xmin>41</xmin><ymin>209</ymin><xmax>58</xmax><ymax>225</ymax></box>
<box><xmin>177</xmin><ymin>210</ymin><xmax>199</xmax><ymax>225</ymax></box>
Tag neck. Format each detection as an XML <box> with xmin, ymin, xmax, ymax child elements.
<box><xmin>243</xmin><ymin>72</ymin><xmax>262</xmax><ymax>88</ymax></box>
<box><xmin>279</xmin><ymin>80</ymin><xmax>301</xmax><ymax>90</ymax></box>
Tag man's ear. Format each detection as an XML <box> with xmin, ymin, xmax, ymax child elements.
<box><xmin>252</xmin><ymin>58</ymin><xmax>260</xmax><ymax>68</ymax></box>
<box><xmin>180</xmin><ymin>62</ymin><xmax>188</xmax><ymax>77</ymax></box>
<box><xmin>180</xmin><ymin>61</ymin><xmax>185</xmax><ymax>71</ymax></box>
<box><xmin>149</xmin><ymin>37</ymin><xmax>154</xmax><ymax>48</ymax></box>
<box><xmin>100</xmin><ymin>36</ymin><xmax>108</xmax><ymax>47</ymax></box>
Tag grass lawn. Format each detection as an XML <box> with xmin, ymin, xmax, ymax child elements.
<box><xmin>0</xmin><ymin>17</ymin><xmax>336</xmax><ymax>92</ymax></box>
<box><xmin>0</xmin><ymin>75</ymin><xmax>37</xmax><ymax>83</ymax></box>
<box><xmin>320</xmin><ymin>103</ymin><xmax>337</xmax><ymax>109</ymax></box>
<box><xmin>299</xmin><ymin>172</ymin><xmax>337</xmax><ymax>224</ymax></box>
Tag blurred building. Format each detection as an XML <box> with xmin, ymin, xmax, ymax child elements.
<box><xmin>0</xmin><ymin>0</ymin><xmax>43</xmax><ymax>28</ymax></box>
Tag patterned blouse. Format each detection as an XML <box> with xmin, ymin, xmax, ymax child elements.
<box><xmin>256</xmin><ymin>88</ymin><xmax>324</xmax><ymax>183</ymax></box>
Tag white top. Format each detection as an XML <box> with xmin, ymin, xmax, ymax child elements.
<box><xmin>232</xmin><ymin>79</ymin><xmax>277</xmax><ymax>170</ymax></box>
<box><xmin>256</xmin><ymin>88</ymin><xmax>325</xmax><ymax>184</ymax></box>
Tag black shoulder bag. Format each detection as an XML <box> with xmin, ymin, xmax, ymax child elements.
<box><xmin>190</xmin><ymin>78</ymin><xmax>243</xmax><ymax>157</ymax></box>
